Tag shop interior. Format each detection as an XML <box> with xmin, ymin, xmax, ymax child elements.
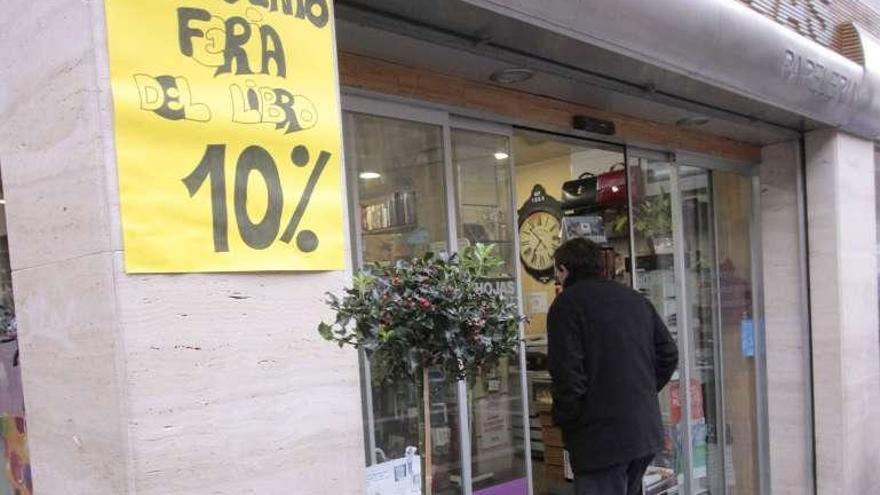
<box><xmin>512</xmin><ymin>133</ymin><xmax>759</xmax><ymax>495</ymax></box>
<box><xmin>344</xmin><ymin>105</ymin><xmax>759</xmax><ymax>495</ymax></box>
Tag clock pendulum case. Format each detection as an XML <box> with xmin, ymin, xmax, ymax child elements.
<box><xmin>517</xmin><ymin>184</ymin><xmax>564</xmax><ymax>284</ymax></box>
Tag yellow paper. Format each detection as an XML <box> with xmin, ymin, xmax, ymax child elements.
<box><xmin>104</xmin><ymin>0</ymin><xmax>346</xmax><ymax>272</ymax></box>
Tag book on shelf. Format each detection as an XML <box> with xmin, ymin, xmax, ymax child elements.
<box><xmin>362</xmin><ymin>191</ymin><xmax>417</xmax><ymax>232</ymax></box>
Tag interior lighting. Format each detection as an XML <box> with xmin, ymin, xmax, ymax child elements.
<box><xmin>494</xmin><ymin>152</ymin><xmax>510</xmax><ymax>160</ymax></box>
<box><xmin>359</xmin><ymin>172</ymin><xmax>382</xmax><ymax>180</ymax></box>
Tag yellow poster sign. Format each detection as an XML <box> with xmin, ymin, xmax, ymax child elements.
<box><xmin>104</xmin><ymin>0</ymin><xmax>345</xmax><ymax>273</ymax></box>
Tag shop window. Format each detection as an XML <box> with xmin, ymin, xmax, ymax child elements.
<box><xmin>344</xmin><ymin>112</ymin><xmax>464</xmax><ymax>494</ymax></box>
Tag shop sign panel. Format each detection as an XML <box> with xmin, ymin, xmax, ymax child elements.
<box><xmin>104</xmin><ymin>0</ymin><xmax>345</xmax><ymax>272</ymax></box>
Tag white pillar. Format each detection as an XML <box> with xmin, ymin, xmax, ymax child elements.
<box><xmin>760</xmin><ymin>141</ymin><xmax>814</xmax><ymax>494</ymax></box>
<box><xmin>0</xmin><ymin>1</ymin><xmax>365</xmax><ymax>494</ymax></box>
<box><xmin>805</xmin><ymin>129</ymin><xmax>880</xmax><ymax>495</ymax></box>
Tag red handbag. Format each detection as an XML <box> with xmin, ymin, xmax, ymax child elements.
<box><xmin>597</xmin><ymin>164</ymin><xmax>627</xmax><ymax>205</ymax></box>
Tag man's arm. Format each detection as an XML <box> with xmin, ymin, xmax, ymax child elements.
<box><xmin>547</xmin><ymin>299</ymin><xmax>589</xmax><ymax>429</ymax></box>
<box><xmin>651</xmin><ymin>303</ymin><xmax>679</xmax><ymax>391</ymax></box>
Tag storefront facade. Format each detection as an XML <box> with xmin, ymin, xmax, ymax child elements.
<box><xmin>1</xmin><ymin>1</ymin><xmax>879</xmax><ymax>494</ymax></box>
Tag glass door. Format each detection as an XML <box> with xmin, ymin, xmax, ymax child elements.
<box><xmin>677</xmin><ymin>165</ymin><xmax>722</xmax><ymax>495</ymax></box>
<box><xmin>627</xmin><ymin>150</ymin><xmax>763</xmax><ymax>495</ymax></box>
<box><xmin>628</xmin><ymin>151</ymin><xmax>686</xmax><ymax>495</ymax></box>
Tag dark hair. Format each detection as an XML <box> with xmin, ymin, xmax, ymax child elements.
<box><xmin>554</xmin><ymin>238</ymin><xmax>604</xmax><ymax>287</ymax></box>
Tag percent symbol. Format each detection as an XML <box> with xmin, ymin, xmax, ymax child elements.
<box><xmin>280</xmin><ymin>144</ymin><xmax>330</xmax><ymax>252</ymax></box>
<box><xmin>183</xmin><ymin>144</ymin><xmax>331</xmax><ymax>254</ymax></box>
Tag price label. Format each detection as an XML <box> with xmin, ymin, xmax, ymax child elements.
<box><xmin>104</xmin><ymin>0</ymin><xmax>345</xmax><ymax>273</ymax></box>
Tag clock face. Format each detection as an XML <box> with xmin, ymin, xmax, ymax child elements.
<box><xmin>520</xmin><ymin>211</ymin><xmax>562</xmax><ymax>273</ymax></box>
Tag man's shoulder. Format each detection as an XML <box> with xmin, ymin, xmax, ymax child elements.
<box><xmin>548</xmin><ymin>288</ymin><xmax>580</xmax><ymax>315</ymax></box>
<box><xmin>562</xmin><ymin>279</ymin><xmax>648</xmax><ymax>306</ymax></box>
<box><xmin>567</xmin><ymin>278</ymin><xmax>637</xmax><ymax>295</ymax></box>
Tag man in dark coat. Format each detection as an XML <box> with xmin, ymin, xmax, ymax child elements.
<box><xmin>547</xmin><ymin>238</ymin><xmax>679</xmax><ymax>495</ymax></box>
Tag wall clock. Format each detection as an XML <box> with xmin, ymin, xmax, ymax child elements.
<box><xmin>518</xmin><ymin>184</ymin><xmax>563</xmax><ymax>284</ymax></box>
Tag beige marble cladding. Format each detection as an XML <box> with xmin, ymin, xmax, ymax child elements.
<box><xmin>0</xmin><ymin>1</ymin><xmax>131</xmax><ymax>493</ymax></box>
<box><xmin>113</xmin><ymin>253</ymin><xmax>364</xmax><ymax>494</ymax></box>
<box><xmin>805</xmin><ymin>130</ymin><xmax>880</xmax><ymax>495</ymax></box>
<box><xmin>760</xmin><ymin>141</ymin><xmax>814</xmax><ymax>494</ymax></box>
<box><xmin>11</xmin><ymin>253</ymin><xmax>129</xmax><ymax>494</ymax></box>
<box><xmin>1</xmin><ymin>0</ymin><xmax>366</xmax><ymax>494</ymax></box>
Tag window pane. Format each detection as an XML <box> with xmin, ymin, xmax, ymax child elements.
<box><xmin>679</xmin><ymin>165</ymin><xmax>723</xmax><ymax>494</ymax></box>
<box><xmin>454</xmin><ymin>129</ymin><xmax>516</xmax><ymax>276</ymax></box>
<box><xmin>713</xmin><ymin>171</ymin><xmax>760</xmax><ymax>494</ymax></box>
<box><xmin>452</xmin><ymin>128</ymin><xmax>529</xmax><ymax>494</ymax></box>
<box><xmin>629</xmin><ymin>156</ymin><xmax>685</xmax><ymax>494</ymax></box>
<box><xmin>346</xmin><ymin>112</ymin><xmax>448</xmax><ymax>265</ymax></box>
<box><xmin>344</xmin><ymin>112</ymin><xmax>462</xmax><ymax>495</ymax></box>
<box><xmin>679</xmin><ymin>166</ymin><xmax>761</xmax><ymax>495</ymax></box>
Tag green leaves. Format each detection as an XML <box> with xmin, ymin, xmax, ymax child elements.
<box><xmin>633</xmin><ymin>193</ymin><xmax>671</xmax><ymax>238</ymax></box>
<box><xmin>316</xmin><ymin>243</ymin><xmax>524</xmax><ymax>383</ymax></box>
<box><xmin>317</xmin><ymin>321</ymin><xmax>334</xmax><ymax>341</ymax></box>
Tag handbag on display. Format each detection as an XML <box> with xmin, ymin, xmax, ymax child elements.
<box><xmin>561</xmin><ymin>172</ymin><xmax>597</xmax><ymax>210</ymax></box>
<box><xmin>597</xmin><ymin>163</ymin><xmax>628</xmax><ymax>205</ymax></box>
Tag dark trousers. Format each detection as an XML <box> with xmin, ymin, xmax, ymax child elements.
<box><xmin>573</xmin><ymin>455</ymin><xmax>654</xmax><ymax>495</ymax></box>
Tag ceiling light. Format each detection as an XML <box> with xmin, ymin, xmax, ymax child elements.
<box><xmin>494</xmin><ymin>152</ymin><xmax>510</xmax><ymax>160</ymax></box>
<box><xmin>676</xmin><ymin>116</ymin><xmax>711</xmax><ymax>127</ymax></box>
<box><xmin>359</xmin><ymin>172</ymin><xmax>381</xmax><ymax>180</ymax></box>
<box><xmin>489</xmin><ymin>68</ymin><xmax>534</xmax><ymax>84</ymax></box>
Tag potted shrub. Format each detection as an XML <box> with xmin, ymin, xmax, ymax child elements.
<box><xmin>318</xmin><ymin>243</ymin><xmax>523</xmax><ymax>494</ymax></box>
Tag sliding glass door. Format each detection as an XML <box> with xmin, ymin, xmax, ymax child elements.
<box><xmin>628</xmin><ymin>152</ymin><xmax>685</xmax><ymax>494</ymax></box>
<box><xmin>629</xmin><ymin>150</ymin><xmax>765</xmax><ymax>495</ymax></box>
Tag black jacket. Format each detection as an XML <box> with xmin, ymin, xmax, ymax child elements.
<box><xmin>547</xmin><ymin>278</ymin><xmax>678</xmax><ymax>473</ymax></box>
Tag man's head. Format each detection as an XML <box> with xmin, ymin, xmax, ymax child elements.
<box><xmin>553</xmin><ymin>238</ymin><xmax>604</xmax><ymax>288</ymax></box>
